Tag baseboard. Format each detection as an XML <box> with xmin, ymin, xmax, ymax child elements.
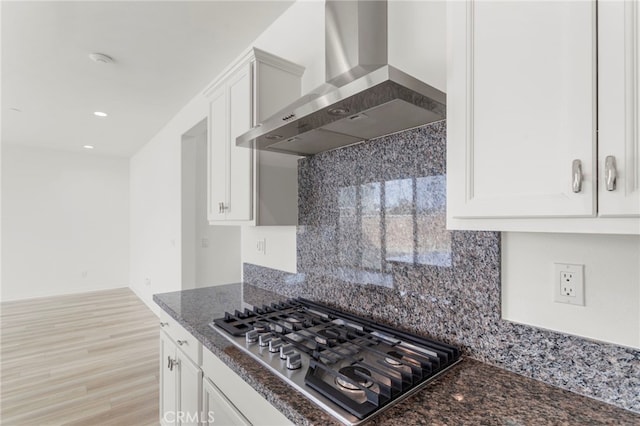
<box><xmin>0</xmin><ymin>284</ymin><xmax>128</xmax><ymax>303</ymax></box>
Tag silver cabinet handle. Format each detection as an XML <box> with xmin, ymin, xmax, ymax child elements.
<box><xmin>176</xmin><ymin>340</ymin><xmax>187</xmax><ymax>346</ymax></box>
<box><xmin>605</xmin><ymin>155</ymin><xmax>617</xmax><ymax>191</ymax></box>
<box><xmin>572</xmin><ymin>159</ymin><xmax>583</xmax><ymax>193</ymax></box>
<box><xmin>159</xmin><ymin>322</ymin><xmax>168</xmax><ymax>327</ymax></box>
<box><xmin>168</xmin><ymin>356</ymin><xmax>179</xmax><ymax>371</ymax></box>
<box><xmin>218</xmin><ymin>202</ymin><xmax>223</xmax><ymax>213</ymax></box>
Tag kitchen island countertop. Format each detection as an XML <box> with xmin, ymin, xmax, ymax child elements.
<box><xmin>154</xmin><ymin>284</ymin><xmax>640</xmax><ymax>426</ymax></box>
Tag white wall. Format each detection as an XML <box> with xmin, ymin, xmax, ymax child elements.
<box><xmin>129</xmin><ymin>92</ymin><xmax>209</xmax><ymax>312</ymax></box>
<box><xmin>1</xmin><ymin>145</ymin><xmax>129</xmax><ymax>301</ymax></box>
<box><xmin>241</xmin><ymin>226</ymin><xmax>297</xmax><ymax>275</ymax></box>
<box><xmin>193</xmin><ymin>132</ymin><xmax>241</xmax><ymax>286</ymax></box>
<box><xmin>502</xmin><ymin>232</ymin><xmax>640</xmax><ymax>349</ymax></box>
<box><xmin>181</xmin><ymin>121</ymin><xmax>241</xmax><ymax>289</ymax></box>
<box><xmin>252</xmin><ymin>0</ymin><xmax>325</xmax><ymax>94</ymax></box>
<box><xmin>181</xmin><ymin>130</ymin><xmax>197</xmax><ymax>289</ymax></box>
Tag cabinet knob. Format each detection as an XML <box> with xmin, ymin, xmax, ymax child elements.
<box><xmin>176</xmin><ymin>340</ymin><xmax>187</xmax><ymax>346</ymax></box>
<box><xmin>159</xmin><ymin>322</ymin><xmax>168</xmax><ymax>327</ymax></box>
<box><xmin>572</xmin><ymin>159</ymin><xmax>583</xmax><ymax>193</ymax></box>
<box><xmin>605</xmin><ymin>155</ymin><xmax>617</xmax><ymax>191</ymax></box>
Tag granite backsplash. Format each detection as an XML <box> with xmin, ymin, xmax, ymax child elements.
<box><xmin>244</xmin><ymin>121</ymin><xmax>640</xmax><ymax>413</ymax></box>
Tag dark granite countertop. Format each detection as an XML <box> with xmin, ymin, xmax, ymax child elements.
<box><xmin>153</xmin><ymin>284</ymin><xmax>640</xmax><ymax>426</ymax></box>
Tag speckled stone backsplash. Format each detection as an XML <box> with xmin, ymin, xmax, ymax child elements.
<box><xmin>244</xmin><ymin>121</ymin><xmax>640</xmax><ymax>413</ymax></box>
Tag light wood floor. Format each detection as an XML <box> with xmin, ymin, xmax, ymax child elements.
<box><xmin>0</xmin><ymin>287</ymin><xmax>159</xmax><ymax>425</ymax></box>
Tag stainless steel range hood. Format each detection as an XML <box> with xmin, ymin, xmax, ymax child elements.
<box><xmin>236</xmin><ymin>0</ymin><xmax>446</xmax><ymax>156</ymax></box>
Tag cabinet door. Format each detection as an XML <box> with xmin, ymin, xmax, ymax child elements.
<box><xmin>448</xmin><ymin>0</ymin><xmax>597</xmax><ymax>219</ymax></box>
<box><xmin>227</xmin><ymin>62</ymin><xmax>254</xmax><ymax>221</ymax></box>
<box><xmin>202</xmin><ymin>377</ymin><xmax>251</xmax><ymax>426</ymax></box>
<box><xmin>598</xmin><ymin>0</ymin><xmax>640</xmax><ymax>217</ymax></box>
<box><xmin>208</xmin><ymin>86</ymin><xmax>228</xmax><ymax>222</ymax></box>
<box><xmin>160</xmin><ymin>331</ymin><xmax>177</xmax><ymax>426</ymax></box>
<box><xmin>176</xmin><ymin>349</ymin><xmax>202</xmax><ymax>426</ymax></box>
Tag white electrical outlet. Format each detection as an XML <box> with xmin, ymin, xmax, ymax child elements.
<box><xmin>256</xmin><ymin>238</ymin><xmax>267</xmax><ymax>255</ymax></box>
<box><xmin>553</xmin><ymin>263</ymin><xmax>585</xmax><ymax>306</ymax></box>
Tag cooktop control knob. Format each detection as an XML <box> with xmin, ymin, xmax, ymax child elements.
<box><xmin>286</xmin><ymin>352</ymin><xmax>302</xmax><ymax>370</ymax></box>
<box><xmin>268</xmin><ymin>338</ymin><xmax>282</xmax><ymax>353</ymax></box>
<box><xmin>245</xmin><ymin>330</ymin><xmax>258</xmax><ymax>344</ymax></box>
<box><xmin>258</xmin><ymin>334</ymin><xmax>272</xmax><ymax>347</ymax></box>
<box><xmin>280</xmin><ymin>344</ymin><xmax>294</xmax><ymax>360</ymax></box>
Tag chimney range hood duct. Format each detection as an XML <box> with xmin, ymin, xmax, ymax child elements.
<box><xmin>236</xmin><ymin>0</ymin><xmax>446</xmax><ymax>156</ymax></box>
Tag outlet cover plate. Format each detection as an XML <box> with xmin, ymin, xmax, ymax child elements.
<box><xmin>553</xmin><ymin>263</ymin><xmax>585</xmax><ymax>306</ymax></box>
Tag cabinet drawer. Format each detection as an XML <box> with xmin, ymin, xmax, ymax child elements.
<box><xmin>159</xmin><ymin>311</ymin><xmax>202</xmax><ymax>365</ymax></box>
<box><xmin>202</xmin><ymin>348</ymin><xmax>292</xmax><ymax>426</ymax></box>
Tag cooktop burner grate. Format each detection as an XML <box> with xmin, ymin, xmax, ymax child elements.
<box><xmin>211</xmin><ymin>298</ymin><xmax>461</xmax><ymax>425</ymax></box>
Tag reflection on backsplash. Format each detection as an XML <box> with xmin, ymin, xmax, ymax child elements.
<box><xmin>338</xmin><ymin>176</ymin><xmax>451</xmax><ymax>276</ymax></box>
<box><xmin>297</xmin><ymin>120</ymin><xmax>454</xmax><ymax>288</ymax></box>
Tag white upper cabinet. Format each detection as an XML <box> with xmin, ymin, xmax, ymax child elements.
<box><xmin>447</xmin><ymin>0</ymin><xmax>640</xmax><ymax>234</ymax></box>
<box><xmin>448</xmin><ymin>1</ymin><xmax>597</xmax><ymax>219</ymax></box>
<box><xmin>598</xmin><ymin>0</ymin><xmax>640</xmax><ymax>218</ymax></box>
<box><xmin>204</xmin><ymin>48</ymin><xmax>303</xmax><ymax>226</ymax></box>
<box><xmin>226</xmin><ymin>63</ymin><xmax>253</xmax><ymax>222</ymax></box>
<box><xmin>208</xmin><ymin>86</ymin><xmax>228</xmax><ymax>222</ymax></box>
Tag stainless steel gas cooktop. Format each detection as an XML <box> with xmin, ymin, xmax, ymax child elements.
<box><xmin>210</xmin><ymin>298</ymin><xmax>461</xmax><ymax>425</ymax></box>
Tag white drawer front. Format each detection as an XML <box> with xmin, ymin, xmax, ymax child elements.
<box><xmin>202</xmin><ymin>348</ymin><xmax>292</xmax><ymax>426</ymax></box>
<box><xmin>159</xmin><ymin>310</ymin><xmax>202</xmax><ymax>365</ymax></box>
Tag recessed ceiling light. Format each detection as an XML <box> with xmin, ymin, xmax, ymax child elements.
<box><xmin>83</xmin><ymin>145</ymin><xmax>94</xmax><ymax>149</ymax></box>
<box><xmin>93</xmin><ymin>111</ymin><xmax>108</xmax><ymax>117</ymax></box>
<box><xmin>89</xmin><ymin>53</ymin><xmax>114</xmax><ymax>64</ymax></box>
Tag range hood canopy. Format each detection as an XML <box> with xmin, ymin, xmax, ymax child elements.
<box><xmin>236</xmin><ymin>0</ymin><xmax>446</xmax><ymax>156</ymax></box>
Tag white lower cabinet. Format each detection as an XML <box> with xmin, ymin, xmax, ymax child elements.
<box><xmin>159</xmin><ymin>314</ymin><xmax>292</xmax><ymax>426</ymax></box>
<box><xmin>160</xmin><ymin>331</ymin><xmax>178</xmax><ymax>425</ymax></box>
<box><xmin>201</xmin><ymin>377</ymin><xmax>250</xmax><ymax>426</ymax></box>
<box><xmin>160</xmin><ymin>330</ymin><xmax>203</xmax><ymax>426</ymax></box>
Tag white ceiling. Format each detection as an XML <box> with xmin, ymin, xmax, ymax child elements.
<box><xmin>1</xmin><ymin>1</ymin><xmax>295</xmax><ymax>157</ymax></box>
